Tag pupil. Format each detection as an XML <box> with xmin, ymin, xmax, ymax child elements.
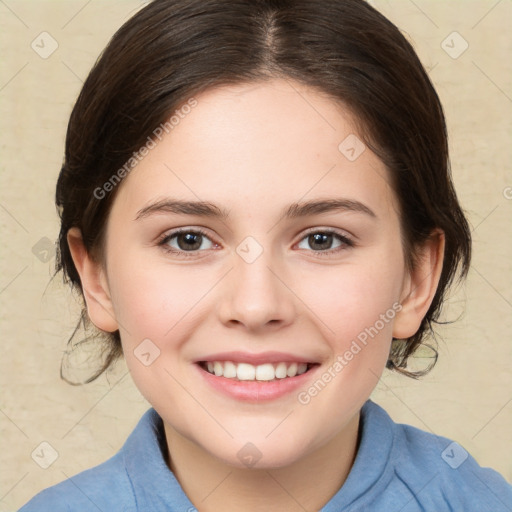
<box><xmin>310</xmin><ymin>233</ymin><xmax>332</xmax><ymax>250</ymax></box>
<box><xmin>178</xmin><ymin>233</ymin><xmax>202</xmax><ymax>251</ymax></box>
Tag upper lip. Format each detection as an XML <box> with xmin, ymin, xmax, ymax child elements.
<box><xmin>196</xmin><ymin>351</ymin><xmax>318</xmax><ymax>365</ymax></box>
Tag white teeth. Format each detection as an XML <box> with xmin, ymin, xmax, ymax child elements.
<box><xmin>223</xmin><ymin>361</ymin><xmax>237</xmax><ymax>378</ymax></box>
<box><xmin>203</xmin><ymin>361</ymin><xmax>311</xmax><ymax>381</ymax></box>
<box><xmin>237</xmin><ymin>363</ymin><xmax>256</xmax><ymax>380</ymax></box>
<box><xmin>213</xmin><ymin>361</ymin><xmax>223</xmax><ymax>377</ymax></box>
<box><xmin>255</xmin><ymin>363</ymin><xmax>275</xmax><ymax>381</ymax></box>
<box><xmin>286</xmin><ymin>363</ymin><xmax>298</xmax><ymax>377</ymax></box>
<box><xmin>297</xmin><ymin>363</ymin><xmax>308</xmax><ymax>375</ymax></box>
<box><xmin>275</xmin><ymin>362</ymin><xmax>288</xmax><ymax>379</ymax></box>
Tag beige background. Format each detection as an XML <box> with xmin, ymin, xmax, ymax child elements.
<box><xmin>1</xmin><ymin>0</ymin><xmax>511</xmax><ymax>509</ymax></box>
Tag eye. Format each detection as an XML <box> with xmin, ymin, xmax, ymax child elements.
<box><xmin>157</xmin><ymin>227</ymin><xmax>353</xmax><ymax>258</ymax></box>
<box><xmin>158</xmin><ymin>228</ymin><xmax>217</xmax><ymax>256</ymax></box>
<box><xmin>296</xmin><ymin>229</ymin><xmax>354</xmax><ymax>255</ymax></box>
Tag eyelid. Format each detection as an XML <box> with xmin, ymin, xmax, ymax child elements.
<box><xmin>158</xmin><ymin>226</ymin><xmax>208</xmax><ymax>241</ymax></box>
<box><xmin>299</xmin><ymin>226</ymin><xmax>355</xmax><ymax>241</ymax></box>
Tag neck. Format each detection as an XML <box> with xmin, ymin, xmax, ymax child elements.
<box><xmin>163</xmin><ymin>413</ymin><xmax>360</xmax><ymax>512</ymax></box>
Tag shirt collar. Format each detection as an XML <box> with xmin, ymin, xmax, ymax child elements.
<box><xmin>321</xmin><ymin>399</ymin><xmax>395</xmax><ymax>510</ymax></box>
<box><xmin>121</xmin><ymin>399</ymin><xmax>394</xmax><ymax>510</ymax></box>
<box><xmin>122</xmin><ymin>408</ymin><xmax>195</xmax><ymax>510</ymax></box>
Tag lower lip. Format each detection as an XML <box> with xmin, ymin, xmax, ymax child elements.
<box><xmin>196</xmin><ymin>364</ymin><xmax>318</xmax><ymax>402</ymax></box>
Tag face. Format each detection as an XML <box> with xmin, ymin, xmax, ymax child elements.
<box><xmin>91</xmin><ymin>79</ymin><xmax>417</xmax><ymax>468</ymax></box>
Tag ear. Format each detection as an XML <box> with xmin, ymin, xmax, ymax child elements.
<box><xmin>67</xmin><ymin>227</ymin><xmax>119</xmax><ymax>333</ymax></box>
<box><xmin>393</xmin><ymin>230</ymin><xmax>445</xmax><ymax>339</ymax></box>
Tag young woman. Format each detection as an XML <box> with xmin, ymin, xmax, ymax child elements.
<box><xmin>20</xmin><ymin>0</ymin><xmax>512</xmax><ymax>510</ymax></box>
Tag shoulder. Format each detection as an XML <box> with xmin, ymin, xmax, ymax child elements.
<box><xmin>19</xmin><ymin>407</ymin><xmax>195</xmax><ymax>512</ymax></box>
<box><xmin>17</xmin><ymin>408</ymin><xmax>163</xmax><ymax>512</ymax></box>
<box><xmin>367</xmin><ymin>401</ymin><xmax>512</xmax><ymax>511</ymax></box>
<box><xmin>18</xmin><ymin>451</ymin><xmax>135</xmax><ymax>512</ymax></box>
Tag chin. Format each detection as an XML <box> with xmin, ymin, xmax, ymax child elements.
<box><xmin>201</xmin><ymin>432</ymin><xmax>317</xmax><ymax>471</ymax></box>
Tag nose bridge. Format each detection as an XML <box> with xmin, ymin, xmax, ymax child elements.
<box><xmin>218</xmin><ymin>236</ymin><xmax>295</xmax><ymax>330</ymax></box>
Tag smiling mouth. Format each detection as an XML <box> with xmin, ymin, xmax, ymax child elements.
<box><xmin>198</xmin><ymin>361</ymin><xmax>317</xmax><ymax>381</ymax></box>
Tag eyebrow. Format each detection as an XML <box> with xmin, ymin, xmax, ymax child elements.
<box><xmin>135</xmin><ymin>197</ymin><xmax>376</xmax><ymax>221</ymax></box>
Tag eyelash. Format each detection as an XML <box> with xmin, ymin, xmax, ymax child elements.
<box><xmin>157</xmin><ymin>227</ymin><xmax>355</xmax><ymax>259</ymax></box>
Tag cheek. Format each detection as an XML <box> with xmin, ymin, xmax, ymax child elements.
<box><xmin>110</xmin><ymin>268</ymin><xmax>192</xmax><ymax>406</ymax></box>
<box><xmin>293</xmin><ymin>265</ymin><xmax>401</xmax><ymax>419</ymax></box>
<box><xmin>106</xmin><ymin>255</ymin><xmax>216</xmax><ymax>402</ymax></box>
<box><xmin>295</xmin><ymin>255</ymin><xmax>404</xmax><ymax>404</ymax></box>
<box><xmin>107</xmin><ymin>254</ymin><xmax>207</xmax><ymax>341</ymax></box>
<box><xmin>299</xmin><ymin>258</ymin><xmax>403</xmax><ymax>341</ymax></box>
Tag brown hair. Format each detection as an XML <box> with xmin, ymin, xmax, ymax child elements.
<box><xmin>56</xmin><ymin>0</ymin><xmax>471</xmax><ymax>384</ymax></box>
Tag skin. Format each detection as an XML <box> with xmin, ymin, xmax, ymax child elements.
<box><xmin>68</xmin><ymin>78</ymin><xmax>444</xmax><ymax>511</ymax></box>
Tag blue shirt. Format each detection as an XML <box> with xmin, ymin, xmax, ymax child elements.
<box><xmin>19</xmin><ymin>400</ymin><xmax>512</xmax><ymax>511</ymax></box>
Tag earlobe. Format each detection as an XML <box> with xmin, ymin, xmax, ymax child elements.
<box><xmin>393</xmin><ymin>230</ymin><xmax>445</xmax><ymax>339</ymax></box>
<box><xmin>67</xmin><ymin>227</ymin><xmax>119</xmax><ymax>333</ymax></box>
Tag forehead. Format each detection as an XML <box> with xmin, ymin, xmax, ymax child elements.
<box><xmin>112</xmin><ymin>79</ymin><xmax>398</xmax><ymax>222</ymax></box>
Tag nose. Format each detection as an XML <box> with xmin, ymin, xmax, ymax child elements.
<box><xmin>217</xmin><ymin>246</ymin><xmax>296</xmax><ymax>333</ymax></box>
